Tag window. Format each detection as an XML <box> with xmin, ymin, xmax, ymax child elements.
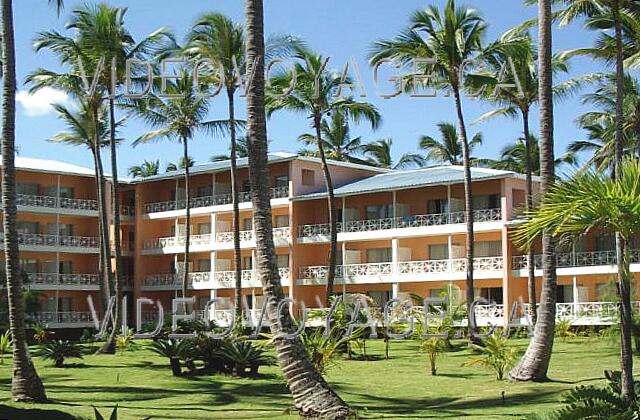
<box><xmin>276</xmin><ymin>254</ymin><xmax>289</xmax><ymax>268</ymax></box>
<box><xmin>59</xmin><ymin>261</ymin><xmax>73</xmax><ymax>274</ymax></box>
<box><xmin>17</xmin><ymin>222</ymin><xmax>39</xmax><ymax>234</ymax></box>
<box><xmin>475</xmin><ymin>241</ymin><xmax>502</xmax><ymax>257</ymax></box>
<box><xmin>429</xmin><ymin>244</ymin><xmax>449</xmax><ymax>260</ymax></box>
<box><xmin>427</xmin><ymin>199</ymin><xmax>448</xmax><ymax>215</ymax></box>
<box><xmin>595</xmin><ymin>233</ymin><xmax>615</xmax><ymax>251</ymax></box>
<box><xmin>243</xmin><ymin>218</ymin><xmax>253</xmax><ymax>231</ymax></box>
<box><xmin>274</xmin><ymin>215</ymin><xmax>289</xmax><ymax>228</ymax></box>
<box><xmin>198</xmin><ymin>259</ymin><xmax>211</xmax><ymax>272</ymax></box>
<box><xmin>242</xmin><ymin>180</ymin><xmax>251</xmax><ymax>192</ymax></box>
<box><xmin>479</xmin><ymin>287</ymin><xmax>503</xmax><ymax>304</ymax></box>
<box><xmin>17</xmin><ymin>183</ymin><xmax>38</xmax><ymax>196</ymax></box>
<box><xmin>365</xmin><ymin>204</ymin><xmax>393</xmax><ymax>220</ymax></box>
<box><xmin>197</xmin><ymin>185</ymin><xmax>213</xmax><ymax>198</ymax></box>
<box><xmin>366</xmin><ymin>248</ymin><xmax>392</xmax><ymax>263</ymax></box>
<box><xmin>242</xmin><ymin>256</ymin><xmax>253</xmax><ymax>270</ymax></box>
<box><xmin>473</xmin><ymin>194</ymin><xmax>501</xmax><ymax>210</ymax></box>
<box><xmin>301</xmin><ymin>169</ymin><xmax>315</xmax><ymax>186</ymax></box>
<box><xmin>274</xmin><ymin>175</ymin><xmax>289</xmax><ymax>188</ymax></box>
<box><xmin>59</xmin><ymin>186</ymin><xmax>74</xmax><ymax>199</ymax></box>
<box><xmin>171</xmin><ymin>188</ymin><xmax>186</xmax><ymax>202</ymax></box>
<box><xmin>19</xmin><ymin>259</ymin><xmax>37</xmax><ymax>274</ymax></box>
<box><xmin>556</xmin><ymin>285</ymin><xmax>574</xmax><ymax>304</ymax></box>
<box><xmin>197</xmin><ymin>223</ymin><xmax>211</xmax><ymax>235</ymax></box>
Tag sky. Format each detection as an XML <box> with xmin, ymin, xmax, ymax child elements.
<box><xmin>12</xmin><ymin>0</ymin><xmax>607</xmax><ymax>176</ymax></box>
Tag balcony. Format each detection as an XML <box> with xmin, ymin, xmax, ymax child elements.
<box><xmin>26</xmin><ymin>273</ymin><xmax>100</xmax><ymax>290</ymax></box>
<box><xmin>214</xmin><ymin>226</ymin><xmax>291</xmax><ymax>248</ymax></box>
<box><xmin>298</xmin><ymin>208</ymin><xmax>502</xmax><ymax>241</ymax></box>
<box><xmin>298</xmin><ymin>256</ymin><xmax>504</xmax><ymax>285</ymax></box>
<box><xmin>211</xmin><ymin>268</ymin><xmax>291</xmax><ymax>289</ymax></box>
<box><xmin>119</xmin><ymin>205</ymin><xmax>136</xmax><ymax>219</ymax></box>
<box><xmin>512</xmin><ymin>249</ymin><xmax>640</xmax><ymax>274</ymax></box>
<box><xmin>143</xmin><ymin>186</ymin><xmax>290</xmax><ymax>214</ymax></box>
<box><xmin>141</xmin><ymin>272</ymin><xmax>211</xmax><ymax>291</ymax></box>
<box><xmin>31</xmin><ymin>311</ymin><xmax>94</xmax><ymax>328</ymax></box>
<box><xmin>14</xmin><ymin>194</ymin><xmax>99</xmax><ymax>216</ymax></box>
<box><xmin>142</xmin><ymin>234</ymin><xmax>212</xmax><ymax>253</ymax></box>
<box><xmin>0</xmin><ymin>233</ymin><xmax>100</xmax><ymax>253</ymax></box>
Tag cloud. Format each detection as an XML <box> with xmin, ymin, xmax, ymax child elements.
<box><xmin>16</xmin><ymin>87</ymin><xmax>69</xmax><ymax>117</ymax></box>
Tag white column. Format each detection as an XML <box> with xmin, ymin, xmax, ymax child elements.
<box><xmin>56</xmin><ymin>175</ymin><xmax>61</xmax><ymax>280</ymax></box>
<box><xmin>572</xmin><ymin>275</ymin><xmax>579</xmax><ymax>317</ymax></box>
<box><xmin>392</xmin><ymin>282</ymin><xmax>399</xmax><ymax>300</ymax></box>
<box><xmin>392</xmin><ymin>191</ymin><xmax>397</xmax><ymax>227</ymax></box>
<box><xmin>447</xmin><ymin>234</ymin><xmax>453</xmax><ymax>271</ymax></box>
<box><xmin>391</xmin><ymin>236</ymin><xmax>399</xmax><ymax>300</ymax></box>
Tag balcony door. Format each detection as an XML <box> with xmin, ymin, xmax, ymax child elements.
<box><xmin>16</xmin><ymin>183</ymin><xmax>38</xmax><ymax>196</ymax></box>
<box><xmin>366</xmin><ymin>248</ymin><xmax>392</xmax><ymax>263</ymax></box>
<box><xmin>17</xmin><ymin>221</ymin><xmax>39</xmax><ymax>235</ymax></box>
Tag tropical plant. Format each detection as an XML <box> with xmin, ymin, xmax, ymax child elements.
<box><xmin>555</xmin><ymin>319</ymin><xmax>576</xmax><ymax>341</ymax></box>
<box><xmin>513</xmin><ymin>157</ymin><xmax>640</xmax><ymax>399</ymax></box>
<box><xmin>421</xmin><ymin>337</ymin><xmax>447</xmax><ymax>376</ymax></box>
<box><xmin>165</xmin><ymin>156</ymin><xmax>195</xmax><ymax>173</ymax></box>
<box><xmin>38</xmin><ymin>340</ymin><xmax>84</xmax><ymax>368</ymax></box>
<box><xmin>300</xmin><ymin>327</ymin><xmax>354</xmax><ymax>374</ymax></box>
<box><xmin>149</xmin><ymin>338</ymin><xmax>195</xmax><ymax>377</ymax></box>
<box><xmin>419</xmin><ymin>122</ymin><xmax>483</xmax><ymax>166</ymax></box>
<box><xmin>370</xmin><ymin>0</ymin><xmax>486</xmax><ymax>337</ymax></box>
<box><xmin>222</xmin><ymin>340</ymin><xmax>275</xmax><ymax>377</ymax></box>
<box><xmin>131</xmin><ymin>72</ymin><xmax>229</xmax><ymax>303</ymax></box>
<box><xmin>509</xmin><ymin>0</ymin><xmax>559</xmax><ymax>384</ymax></box>
<box><xmin>362</xmin><ymin>138</ymin><xmax>425</xmax><ymax>169</ymax></box>
<box><xmin>484</xmin><ymin>135</ymin><xmax>576</xmax><ymax>174</ymax></box>
<box><xmin>267</xmin><ymin>48</ymin><xmax>381</xmax><ymax>305</ymax></box>
<box><xmin>115</xmin><ymin>328</ymin><xmax>137</xmax><ymax>354</ymax></box>
<box><xmin>463</xmin><ymin>332</ymin><xmax>519</xmax><ymax>380</ymax></box>
<box><xmin>298</xmin><ymin>112</ymin><xmax>369</xmax><ymax>164</ymax></box>
<box><xmin>128</xmin><ymin>160</ymin><xmax>160</xmax><ymax>178</ymax></box>
<box><xmin>192</xmin><ymin>335</ymin><xmax>231</xmax><ymax>374</ymax></box>
<box><xmin>0</xmin><ymin>330</ymin><xmax>13</xmax><ymax>364</ymax></box>
<box><xmin>93</xmin><ymin>406</ymin><xmax>119</xmax><ymax>420</ymax></box>
<box><xmin>32</xmin><ymin>325</ymin><xmax>53</xmax><ymax>344</ymax></box>
<box><xmin>244</xmin><ymin>0</ymin><xmax>352</xmax><ymax>416</ymax></box>
<box><xmin>210</xmin><ymin>137</ymin><xmax>250</xmax><ymax>162</ymax></box>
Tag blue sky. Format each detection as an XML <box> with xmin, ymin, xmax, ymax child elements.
<box><xmin>13</xmin><ymin>0</ymin><xmax>604</xmax><ymax>175</ymax></box>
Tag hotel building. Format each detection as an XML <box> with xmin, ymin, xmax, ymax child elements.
<box><xmin>2</xmin><ymin>153</ymin><xmax>635</xmax><ymax>330</ymax></box>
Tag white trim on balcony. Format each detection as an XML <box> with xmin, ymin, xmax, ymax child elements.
<box><xmin>14</xmin><ymin>194</ymin><xmax>99</xmax><ymax>217</ymax></box>
<box><xmin>211</xmin><ymin>268</ymin><xmax>291</xmax><ymax>289</ymax></box>
<box><xmin>512</xmin><ymin>249</ymin><xmax>640</xmax><ymax>277</ymax></box>
<box><xmin>25</xmin><ymin>273</ymin><xmax>100</xmax><ymax>290</ymax></box>
<box><xmin>297</xmin><ymin>256</ymin><xmax>504</xmax><ymax>285</ymax></box>
<box><xmin>0</xmin><ymin>233</ymin><xmax>100</xmax><ymax>253</ymax></box>
<box><xmin>213</xmin><ymin>226</ymin><xmax>291</xmax><ymax>250</ymax></box>
<box><xmin>142</xmin><ymin>186</ymin><xmax>290</xmax><ymax>219</ymax></box>
<box><xmin>31</xmin><ymin>311</ymin><xmax>94</xmax><ymax>328</ymax></box>
<box><xmin>298</xmin><ymin>208</ymin><xmax>503</xmax><ymax>243</ymax></box>
<box><xmin>141</xmin><ymin>234</ymin><xmax>213</xmax><ymax>255</ymax></box>
<box><xmin>141</xmin><ymin>272</ymin><xmax>211</xmax><ymax>291</ymax></box>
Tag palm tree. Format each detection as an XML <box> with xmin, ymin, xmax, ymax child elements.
<box><xmin>267</xmin><ymin>50</ymin><xmax>380</xmax><ymax>306</ymax></box>
<box><xmin>244</xmin><ymin>0</ymin><xmax>352</xmax><ymax>417</ymax></box>
<box><xmin>513</xmin><ymin>158</ymin><xmax>640</xmax><ymax>400</ymax></box>
<box><xmin>185</xmin><ymin>13</ymin><xmax>246</xmax><ymax>321</ymax></box>
<box><xmin>210</xmin><ymin>137</ymin><xmax>250</xmax><ymax>162</ymax></box>
<box><xmin>370</xmin><ymin>0</ymin><xmax>486</xmax><ymax>337</ymax></box>
<box><xmin>1</xmin><ymin>0</ymin><xmax>64</xmax><ymax>402</ymax></box>
<box><xmin>166</xmin><ymin>157</ymin><xmax>195</xmax><ymax>173</ymax></box>
<box><xmin>131</xmin><ymin>72</ymin><xmax>229</xmax><ymax>305</ymax></box>
<box><xmin>419</xmin><ymin>122</ymin><xmax>483</xmax><ymax>166</ymax></box>
<box><xmin>128</xmin><ymin>160</ymin><xmax>160</xmax><ymax>178</ymax></box>
<box><xmin>298</xmin><ymin>112</ymin><xmax>369</xmax><ymax>164</ymax></box>
<box><xmin>509</xmin><ymin>0</ymin><xmax>558</xmax><ymax>383</ymax></box>
<box><xmin>362</xmin><ymin>138</ymin><xmax>425</xmax><ymax>169</ymax></box>
<box><xmin>485</xmin><ymin>135</ymin><xmax>576</xmax><ymax>174</ymax></box>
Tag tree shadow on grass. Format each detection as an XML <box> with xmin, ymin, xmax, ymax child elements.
<box><xmin>0</xmin><ymin>404</ymin><xmax>77</xmax><ymax>420</ymax></box>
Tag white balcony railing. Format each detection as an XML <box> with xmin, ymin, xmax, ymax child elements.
<box><xmin>16</xmin><ymin>194</ymin><xmax>99</xmax><ymax>212</ymax></box>
<box><xmin>119</xmin><ymin>205</ymin><xmax>135</xmax><ymax>217</ymax></box>
<box><xmin>31</xmin><ymin>311</ymin><xmax>94</xmax><ymax>325</ymax></box>
<box><xmin>299</xmin><ymin>208</ymin><xmax>502</xmax><ymax>238</ymax></box>
<box><xmin>212</xmin><ymin>268</ymin><xmax>290</xmax><ymax>288</ymax></box>
<box><xmin>142</xmin><ymin>272</ymin><xmax>210</xmax><ymax>289</ymax></box>
<box><xmin>27</xmin><ymin>273</ymin><xmax>100</xmax><ymax>287</ymax></box>
<box><xmin>143</xmin><ymin>186</ymin><xmax>290</xmax><ymax>214</ymax></box>
<box><xmin>143</xmin><ymin>234</ymin><xmax>212</xmax><ymax>250</ymax></box>
<box><xmin>513</xmin><ymin>249</ymin><xmax>640</xmax><ymax>270</ymax></box>
<box><xmin>0</xmin><ymin>233</ymin><xmax>99</xmax><ymax>248</ymax></box>
<box><xmin>215</xmin><ymin>230</ymin><xmax>253</xmax><ymax>243</ymax></box>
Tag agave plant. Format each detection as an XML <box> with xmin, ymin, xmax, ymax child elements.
<box><xmin>149</xmin><ymin>339</ymin><xmax>195</xmax><ymax>377</ymax></box>
<box><xmin>192</xmin><ymin>335</ymin><xmax>231</xmax><ymax>374</ymax></box>
<box><xmin>222</xmin><ymin>340</ymin><xmax>275</xmax><ymax>377</ymax></box>
<box><xmin>0</xmin><ymin>330</ymin><xmax>13</xmax><ymax>364</ymax></box>
<box><xmin>463</xmin><ymin>332</ymin><xmax>519</xmax><ymax>380</ymax></box>
<box><xmin>38</xmin><ymin>340</ymin><xmax>84</xmax><ymax>368</ymax></box>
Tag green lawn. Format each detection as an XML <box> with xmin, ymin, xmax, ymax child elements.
<box><xmin>0</xmin><ymin>336</ymin><xmax>633</xmax><ymax>419</ymax></box>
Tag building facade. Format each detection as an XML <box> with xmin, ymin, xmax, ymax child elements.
<box><xmin>2</xmin><ymin>153</ymin><xmax>635</xmax><ymax>330</ymax></box>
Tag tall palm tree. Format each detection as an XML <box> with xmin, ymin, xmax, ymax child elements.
<box><xmin>244</xmin><ymin>0</ymin><xmax>352</xmax><ymax>417</ymax></box>
<box><xmin>128</xmin><ymin>160</ymin><xmax>160</xmax><ymax>178</ymax></box>
<box><xmin>370</xmin><ymin>0</ymin><xmax>486</xmax><ymax>337</ymax></box>
<box><xmin>131</xmin><ymin>73</ymin><xmax>229</xmax><ymax>305</ymax></box>
<box><xmin>509</xmin><ymin>0</ymin><xmax>557</xmax><ymax>382</ymax></box>
<box><xmin>485</xmin><ymin>135</ymin><xmax>576</xmax><ymax>174</ymax></box>
<box><xmin>210</xmin><ymin>137</ymin><xmax>250</xmax><ymax>162</ymax></box>
<box><xmin>185</xmin><ymin>13</ymin><xmax>246</xmax><ymax>321</ymax></box>
<box><xmin>419</xmin><ymin>122</ymin><xmax>483</xmax><ymax>166</ymax></box>
<box><xmin>1</xmin><ymin>0</ymin><xmax>64</xmax><ymax>403</ymax></box>
<box><xmin>267</xmin><ymin>50</ymin><xmax>381</xmax><ymax>306</ymax></box>
<box><xmin>362</xmin><ymin>138</ymin><xmax>426</xmax><ymax>169</ymax></box>
<box><xmin>298</xmin><ymin>112</ymin><xmax>369</xmax><ymax>164</ymax></box>
<box><xmin>513</xmin><ymin>157</ymin><xmax>640</xmax><ymax>400</ymax></box>
<box><xmin>166</xmin><ymin>156</ymin><xmax>195</xmax><ymax>173</ymax></box>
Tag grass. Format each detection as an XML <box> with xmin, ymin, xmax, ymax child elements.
<box><xmin>0</xmin><ymin>336</ymin><xmax>634</xmax><ymax>419</ymax></box>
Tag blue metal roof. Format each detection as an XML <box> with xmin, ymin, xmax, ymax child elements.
<box><xmin>297</xmin><ymin>165</ymin><xmax>520</xmax><ymax>199</ymax></box>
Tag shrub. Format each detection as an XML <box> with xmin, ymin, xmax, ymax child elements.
<box><xmin>462</xmin><ymin>332</ymin><xmax>519</xmax><ymax>380</ymax></box>
<box><xmin>149</xmin><ymin>339</ymin><xmax>195</xmax><ymax>377</ymax></box>
<box><xmin>420</xmin><ymin>337</ymin><xmax>447</xmax><ymax>375</ymax></box>
<box><xmin>192</xmin><ymin>335</ymin><xmax>231</xmax><ymax>374</ymax></box>
<box><xmin>32</xmin><ymin>324</ymin><xmax>53</xmax><ymax>344</ymax></box>
<box><xmin>115</xmin><ymin>328</ymin><xmax>138</xmax><ymax>355</ymax></box>
<box><xmin>38</xmin><ymin>340</ymin><xmax>83</xmax><ymax>367</ymax></box>
<box><xmin>555</xmin><ymin>319</ymin><xmax>576</xmax><ymax>341</ymax></box>
<box><xmin>0</xmin><ymin>330</ymin><xmax>12</xmax><ymax>364</ymax></box>
<box><xmin>222</xmin><ymin>340</ymin><xmax>275</xmax><ymax>377</ymax></box>
<box><xmin>300</xmin><ymin>327</ymin><xmax>354</xmax><ymax>374</ymax></box>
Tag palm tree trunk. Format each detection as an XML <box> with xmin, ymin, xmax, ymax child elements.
<box><xmin>0</xmin><ymin>0</ymin><xmax>47</xmax><ymax>402</ymax></box>
<box><xmin>452</xmin><ymin>87</ymin><xmax>475</xmax><ymax>340</ymax></box>
<box><xmin>92</xmin><ymin>149</ymin><xmax>109</xmax><ymax>313</ymax></box>
<box><xmin>182</xmin><ymin>137</ymin><xmax>191</xmax><ymax>307</ymax></box>
<box><xmin>314</xmin><ymin>114</ymin><xmax>338</xmax><ymax>306</ymax></box>
<box><xmin>244</xmin><ymin>1</ymin><xmax>352</xmax><ymax>417</ymax></box>
<box><xmin>522</xmin><ymin>109</ymin><xmax>537</xmax><ymax>325</ymax></box>
<box><xmin>612</xmin><ymin>0</ymin><xmax>635</xmax><ymax>401</ymax></box>
<box><xmin>228</xmin><ymin>88</ymin><xmax>243</xmax><ymax>322</ymax></box>
<box><xmin>510</xmin><ymin>0</ymin><xmax>556</xmax><ymax>381</ymax></box>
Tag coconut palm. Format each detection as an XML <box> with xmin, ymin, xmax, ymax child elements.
<box><xmin>1</xmin><ymin>0</ymin><xmax>65</xmax><ymax>402</ymax></box>
<box><xmin>298</xmin><ymin>112</ymin><xmax>369</xmax><ymax>164</ymax></box>
<box><xmin>513</xmin><ymin>158</ymin><xmax>640</xmax><ymax>400</ymax></box>
<box><xmin>485</xmin><ymin>135</ymin><xmax>577</xmax><ymax>174</ymax></box>
<box><xmin>370</xmin><ymin>0</ymin><xmax>486</xmax><ymax>337</ymax></box>
<box><xmin>267</xmin><ymin>49</ymin><xmax>381</xmax><ymax>306</ymax></box>
<box><xmin>210</xmin><ymin>137</ymin><xmax>250</xmax><ymax>162</ymax></box>
<box><xmin>131</xmin><ymin>72</ymin><xmax>229</xmax><ymax>305</ymax></box>
<box><xmin>509</xmin><ymin>0</ymin><xmax>558</xmax><ymax>383</ymax></box>
<box><xmin>166</xmin><ymin>157</ymin><xmax>195</xmax><ymax>173</ymax></box>
<box><xmin>362</xmin><ymin>138</ymin><xmax>425</xmax><ymax>169</ymax></box>
<box><xmin>128</xmin><ymin>160</ymin><xmax>160</xmax><ymax>178</ymax></box>
<box><xmin>244</xmin><ymin>0</ymin><xmax>352</xmax><ymax>417</ymax></box>
<box><xmin>419</xmin><ymin>122</ymin><xmax>483</xmax><ymax>166</ymax></box>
